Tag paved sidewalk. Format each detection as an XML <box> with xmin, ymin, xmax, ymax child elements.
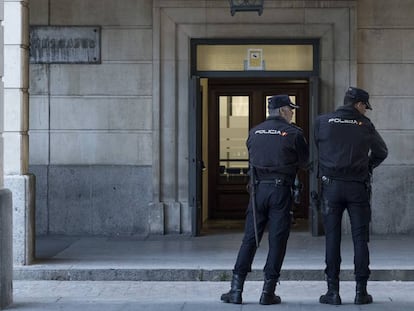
<box><xmin>7</xmin><ymin>231</ymin><xmax>414</xmax><ymax>310</ymax></box>
<box><xmin>9</xmin><ymin>280</ymin><xmax>414</xmax><ymax>310</ymax></box>
<box><xmin>13</xmin><ymin>232</ymin><xmax>414</xmax><ymax>281</ymax></box>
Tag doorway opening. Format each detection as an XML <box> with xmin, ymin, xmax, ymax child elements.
<box><xmin>189</xmin><ymin>38</ymin><xmax>320</xmax><ymax>236</ymax></box>
<box><xmin>199</xmin><ymin>78</ymin><xmax>310</xmax><ymax>234</ymax></box>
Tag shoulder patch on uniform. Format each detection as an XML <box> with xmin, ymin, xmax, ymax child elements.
<box><xmin>328</xmin><ymin>118</ymin><xmax>363</xmax><ymax>126</ymax></box>
<box><xmin>255</xmin><ymin>129</ymin><xmax>288</xmax><ymax>136</ymax></box>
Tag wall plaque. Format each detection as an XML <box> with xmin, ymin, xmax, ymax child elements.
<box><xmin>30</xmin><ymin>26</ymin><xmax>101</xmax><ymax>64</ymax></box>
<box><xmin>246</xmin><ymin>48</ymin><xmax>264</xmax><ymax>70</ymax></box>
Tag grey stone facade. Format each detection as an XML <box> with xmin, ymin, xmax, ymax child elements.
<box><xmin>30</xmin><ymin>165</ymin><xmax>152</xmax><ymax>236</ymax></box>
<box><xmin>22</xmin><ymin>0</ymin><xmax>414</xmax><ymax>238</ymax></box>
<box><xmin>358</xmin><ymin>0</ymin><xmax>414</xmax><ymax>234</ymax></box>
<box><xmin>28</xmin><ymin>0</ymin><xmax>154</xmax><ymax>237</ymax></box>
<box><xmin>0</xmin><ymin>189</ymin><xmax>12</xmax><ymax>308</ymax></box>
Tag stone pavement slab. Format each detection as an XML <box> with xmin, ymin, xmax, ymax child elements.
<box><xmin>13</xmin><ymin>232</ymin><xmax>414</xmax><ymax>281</ymax></box>
<box><xmin>8</xmin><ymin>281</ymin><xmax>414</xmax><ymax>311</ymax></box>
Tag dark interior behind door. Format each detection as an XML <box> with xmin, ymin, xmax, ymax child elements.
<box><xmin>208</xmin><ymin>78</ymin><xmax>309</xmax><ymax>220</ymax></box>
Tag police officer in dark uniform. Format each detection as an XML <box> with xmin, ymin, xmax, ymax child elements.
<box><xmin>314</xmin><ymin>87</ymin><xmax>388</xmax><ymax>305</ymax></box>
<box><xmin>221</xmin><ymin>95</ymin><xmax>309</xmax><ymax>305</ymax></box>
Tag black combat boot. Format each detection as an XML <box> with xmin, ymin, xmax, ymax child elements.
<box><xmin>220</xmin><ymin>274</ymin><xmax>245</xmax><ymax>304</ymax></box>
<box><xmin>319</xmin><ymin>278</ymin><xmax>342</xmax><ymax>305</ymax></box>
<box><xmin>259</xmin><ymin>278</ymin><xmax>281</xmax><ymax>305</ymax></box>
<box><xmin>354</xmin><ymin>281</ymin><xmax>373</xmax><ymax>304</ymax></box>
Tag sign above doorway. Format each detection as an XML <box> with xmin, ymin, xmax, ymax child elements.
<box><xmin>246</xmin><ymin>48</ymin><xmax>264</xmax><ymax>70</ymax></box>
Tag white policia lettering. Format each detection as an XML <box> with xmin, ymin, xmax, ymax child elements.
<box><xmin>255</xmin><ymin>129</ymin><xmax>288</xmax><ymax>136</ymax></box>
<box><xmin>328</xmin><ymin>118</ymin><xmax>359</xmax><ymax>124</ymax></box>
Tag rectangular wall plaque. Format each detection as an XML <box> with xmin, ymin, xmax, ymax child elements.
<box><xmin>246</xmin><ymin>48</ymin><xmax>264</xmax><ymax>70</ymax></box>
<box><xmin>30</xmin><ymin>26</ymin><xmax>101</xmax><ymax>64</ymax></box>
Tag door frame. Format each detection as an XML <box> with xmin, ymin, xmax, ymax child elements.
<box><xmin>189</xmin><ymin>77</ymin><xmax>202</xmax><ymax>236</ymax></box>
<box><xmin>206</xmin><ymin>78</ymin><xmax>310</xmax><ymax>220</ymax></box>
<box><xmin>189</xmin><ymin>39</ymin><xmax>320</xmax><ymax>236</ymax></box>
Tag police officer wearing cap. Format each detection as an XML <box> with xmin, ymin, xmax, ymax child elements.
<box><xmin>221</xmin><ymin>95</ymin><xmax>309</xmax><ymax>305</ymax></box>
<box><xmin>314</xmin><ymin>87</ymin><xmax>388</xmax><ymax>305</ymax></box>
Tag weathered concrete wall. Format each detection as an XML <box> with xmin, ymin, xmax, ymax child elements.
<box><xmin>27</xmin><ymin>0</ymin><xmax>414</xmax><ymax>236</ymax></box>
<box><xmin>358</xmin><ymin>0</ymin><xmax>414</xmax><ymax>234</ymax></box>
<box><xmin>29</xmin><ymin>0</ymin><xmax>153</xmax><ymax>236</ymax></box>
<box><xmin>0</xmin><ymin>189</ymin><xmax>13</xmax><ymax>309</ymax></box>
<box><xmin>29</xmin><ymin>165</ymin><xmax>151</xmax><ymax>235</ymax></box>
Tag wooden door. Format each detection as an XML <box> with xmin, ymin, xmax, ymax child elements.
<box><xmin>208</xmin><ymin>78</ymin><xmax>309</xmax><ymax>219</ymax></box>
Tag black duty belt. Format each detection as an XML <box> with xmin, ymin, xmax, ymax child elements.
<box><xmin>256</xmin><ymin>177</ymin><xmax>293</xmax><ymax>187</ymax></box>
<box><xmin>321</xmin><ymin>176</ymin><xmax>367</xmax><ymax>184</ymax></box>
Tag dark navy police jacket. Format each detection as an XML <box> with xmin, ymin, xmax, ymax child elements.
<box><xmin>314</xmin><ymin>105</ymin><xmax>388</xmax><ymax>182</ymax></box>
<box><xmin>247</xmin><ymin>116</ymin><xmax>309</xmax><ymax>181</ymax></box>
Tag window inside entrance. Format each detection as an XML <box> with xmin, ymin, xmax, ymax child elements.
<box><xmin>218</xmin><ymin>94</ymin><xmax>297</xmax><ymax>185</ymax></box>
<box><xmin>197</xmin><ymin>45</ymin><xmax>314</xmax><ymax>71</ymax></box>
<box><xmin>208</xmin><ymin>79</ymin><xmax>309</xmax><ymax>220</ymax></box>
<box><xmin>219</xmin><ymin>96</ymin><xmax>249</xmax><ymax>184</ymax></box>
<box><xmin>191</xmin><ymin>39</ymin><xmax>319</xmax><ymax>77</ymax></box>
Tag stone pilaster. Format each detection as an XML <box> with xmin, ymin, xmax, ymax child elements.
<box><xmin>4</xmin><ymin>0</ymin><xmax>35</xmax><ymax>265</ymax></box>
<box><xmin>0</xmin><ymin>0</ymin><xmax>13</xmax><ymax>308</ymax></box>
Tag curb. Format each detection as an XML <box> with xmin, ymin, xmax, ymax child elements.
<box><xmin>13</xmin><ymin>268</ymin><xmax>414</xmax><ymax>282</ymax></box>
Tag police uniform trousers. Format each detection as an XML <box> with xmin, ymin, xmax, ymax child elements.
<box><xmin>233</xmin><ymin>181</ymin><xmax>292</xmax><ymax>280</ymax></box>
<box><xmin>321</xmin><ymin>178</ymin><xmax>371</xmax><ymax>282</ymax></box>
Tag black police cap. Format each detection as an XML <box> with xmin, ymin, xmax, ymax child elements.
<box><xmin>268</xmin><ymin>95</ymin><xmax>299</xmax><ymax>110</ymax></box>
<box><xmin>345</xmin><ymin>87</ymin><xmax>372</xmax><ymax>110</ymax></box>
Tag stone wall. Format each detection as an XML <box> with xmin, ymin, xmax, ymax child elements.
<box><xmin>29</xmin><ymin>0</ymin><xmax>153</xmax><ymax>235</ymax></box>
<box><xmin>27</xmin><ymin>0</ymin><xmax>414</xmax><ymax>236</ymax></box>
<box><xmin>0</xmin><ymin>189</ymin><xmax>13</xmax><ymax>308</ymax></box>
<box><xmin>358</xmin><ymin>0</ymin><xmax>414</xmax><ymax>233</ymax></box>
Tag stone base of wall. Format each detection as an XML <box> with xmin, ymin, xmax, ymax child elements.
<box><xmin>341</xmin><ymin>165</ymin><xmax>414</xmax><ymax>235</ymax></box>
<box><xmin>371</xmin><ymin>165</ymin><xmax>414</xmax><ymax>234</ymax></box>
<box><xmin>0</xmin><ymin>188</ymin><xmax>13</xmax><ymax>308</ymax></box>
<box><xmin>29</xmin><ymin>165</ymin><xmax>152</xmax><ymax>236</ymax></box>
<box><xmin>148</xmin><ymin>202</ymin><xmax>164</xmax><ymax>235</ymax></box>
<box><xmin>4</xmin><ymin>175</ymin><xmax>35</xmax><ymax>266</ymax></box>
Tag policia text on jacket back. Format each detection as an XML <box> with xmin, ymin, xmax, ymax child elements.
<box><xmin>220</xmin><ymin>95</ymin><xmax>309</xmax><ymax>305</ymax></box>
<box><xmin>314</xmin><ymin>87</ymin><xmax>388</xmax><ymax>305</ymax></box>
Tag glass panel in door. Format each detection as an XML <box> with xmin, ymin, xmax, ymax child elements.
<box><xmin>219</xmin><ymin>96</ymin><xmax>249</xmax><ymax>184</ymax></box>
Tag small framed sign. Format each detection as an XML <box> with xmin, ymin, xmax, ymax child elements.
<box><xmin>30</xmin><ymin>26</ymin><xmax>101</xmax><ymax>64</ymax></box>
<box><xmin>246</xmin><ymin>48</ymin><xmax>264</xmax><ymax>70</ymax></box>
